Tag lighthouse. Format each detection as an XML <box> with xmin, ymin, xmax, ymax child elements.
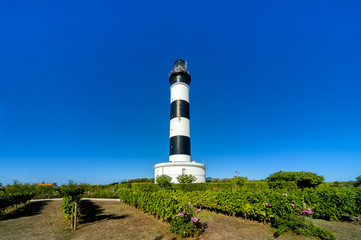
<box><xmin>154</xmin><ymin>59</ymin><xmax>206</xmax><ymax>183</ymax></box>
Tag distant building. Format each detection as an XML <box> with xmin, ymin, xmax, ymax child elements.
<box><xmin>38</xmin><ymin>182</ymin><xmax>58</xmax><ymax>188</ymax></box>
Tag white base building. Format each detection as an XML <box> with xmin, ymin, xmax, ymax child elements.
<box><xmin>154</xmin><ymin>161</ymin><xmax>206</xmax><ymax>183</ymax></box>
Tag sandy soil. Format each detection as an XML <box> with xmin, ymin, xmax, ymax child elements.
<box><xmin>0</xmin><ymin>200</ymin><xmax>68</xmax><ymax>240</ymax></box>
<box><xmin>312</xmin><ymin>218</ymin><xmax>361</xmax><ymax>240</ymax></box>
<box><xmin>71</xmin><ymin>200</ymin><xmax>177</xmax><ymax>240</ymax></box>
<box><xmin>198</xmin><ymin>210</ymin><xmax>318</xmax><ymax>240</ymax></box>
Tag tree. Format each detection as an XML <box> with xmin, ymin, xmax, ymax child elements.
<box><xmin>355</xmin><ymin>175</ymin><xmax>361</xmax><ymax>187</ymax></box>
<box><xmin>177</xmin><ymin>174</ymin><xmax>197</xmax><ymax>184</ymax></box>
<box><xmin>156</xmin><ymin>175</ymin><xmax>172</xmax><ymax>189</ymax></box>
<box><xmin>266</xmin><ymin>171</ymin><xmax>324</xmax><ymax>188</ymax></box>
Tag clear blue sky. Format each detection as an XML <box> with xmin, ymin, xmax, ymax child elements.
<box><xmin>1</xmin><ymin>0</ymin><xmax>360</xmax><ymax>185</ymax></box>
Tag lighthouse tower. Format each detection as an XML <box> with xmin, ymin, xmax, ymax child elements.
<box><xmin>154</xmin><ymin>59</ymin><xmax>206</xmax><ymax>183</ymax></box>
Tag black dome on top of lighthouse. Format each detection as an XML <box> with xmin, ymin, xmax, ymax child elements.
<box><xmin>169</xmin><ymin>59</ymin><xmax>191</xmax><ymax>85</ymax></box>
<box><xmin>174</xmin><ymin>59</ymin><xmax>185</xmax><ymax>66</ymax></box>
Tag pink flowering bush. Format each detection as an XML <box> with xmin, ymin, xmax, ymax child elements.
<box><xmin>300</xmin><ymin>208</ymin><xmax>312</xmax><ymax>215</ymax></box>
<box><xmin>169</xmin><ymin>202</ymin><xmax>206</xmax><ymax>238</ymax></box>
<box><xmin>268</xmin><ymin>193</ymin><xmax>334</xmax><ymax>239</ymax></box>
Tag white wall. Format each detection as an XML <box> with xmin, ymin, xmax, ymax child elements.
<box><xmin>169</xmin><ymin>154</ymin><xmax>191</xmax><ymax>162</ymax></box>
<box><xmin>170</xmin><ymin>83</ymin><xmax>189</xmax><ymax>103</ymax></box>
<box><xmin>154</xmin><ymin>163</ymin><xmax>206</xmax><ymax>183</ymax></box>
<box><xmin>169</xmin><ymin>117</ymin><xmax>190</xmax><ymax>138</ymax></box>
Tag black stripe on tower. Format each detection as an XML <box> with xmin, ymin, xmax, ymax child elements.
<box><xmin>169</xmin><ymin>72</ymin><xmax>191</xmax><ymax>85</ymax></box>
<box><xmin>170</xmin><ymin>100</ymin><xmax>189</xmax><ymax>119</ymax></box>
<box><xmin>169</xmin><ymin>135</ymin><xmax>191</xmax><ymax>155</ymax></box>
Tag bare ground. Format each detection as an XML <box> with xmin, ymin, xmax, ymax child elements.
<box><xmin>0</xmin><ymin>200</ymin><xmax>360</xmax><ymax>240</ymax></box>
<box><xmin>312</xmin><ymin>219</ymin><xmax>361</xmax><ymax>240</ymax></box>
<box><xmin>71</xmin><ymin>200</ymin><xmax>177</xmax><ymax>240</ymax></box>
<box><xmin>0</xmin><ymin>200</ymin><xmax>68</xmax><ymax>240</ymax></box>
<box><xmin>197</xmin><ymin>210</ymin><xmax>318</xmax><ymax>240</ymax></box>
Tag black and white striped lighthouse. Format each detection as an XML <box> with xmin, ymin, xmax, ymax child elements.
<box><xmin>169</xmin><ymin>59</ymin><xmax>191</xmax><ymax>162</ymax></box>
<box><xmin>154</xmin><ymin>59</ymin><xmax>206</xmax><ymax>183</ymax></box>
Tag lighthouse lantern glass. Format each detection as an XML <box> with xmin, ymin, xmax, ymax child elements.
<box><xmin>174</xmin><ymin>60</ymin><xmax>186</xmax><ymax>71</ymax></box>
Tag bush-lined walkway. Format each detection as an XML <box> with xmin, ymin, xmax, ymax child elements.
<box><xmin>0</xmin><ymin>200</ymin><xmax>360</xmax><ymax>240</ymax></box>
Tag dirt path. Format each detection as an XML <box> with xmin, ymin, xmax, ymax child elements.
<box><xmin>0</xmin><ymin>200</ymin><xmax>68</xmax><ymax>240</ymax></box>
<box><xmin>197</xmin><ymin>210</ymin><xmax>318</xmax><ymax>240</ymax></box>
<box><xmin>71</xmin><ymin>200</ymin><xmax>177</xmax><ymax>240</ymax></box>
<box><xmin>312</xmin><ymin>219</ymin><xmax>361</xmax><ymax>240</ymax></box>
<box><xmin>0</xmin><ymin>200</ymin><xmax>178</xmax><ymax>240</ymax></box>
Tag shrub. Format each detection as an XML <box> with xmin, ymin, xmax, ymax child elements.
<box><xmin>267</xmin><ymin>171</ymin><xmax>324</xmax><ymax>188</ymax></box>
<box><xmin>60</xmin><ymin>181</ymin><xmax>85</xmax><ymax>221</ymax></box>
<box><xmin>173</xmin><ymin>183</ymin><xmax>210</xmax><ymax>192</ymax></box>
<box><xmin>268</xmin><ymin>181</ymin><xmax>297</xmax><ymax>189</ymax></box>
<box><xmin>231</xmin><ymin>176</ymin><xmax>247</xmax><ymax>191</ymax></box>
<box><xmin>1</xmin><ymin>183</ymin><xmax>36</xmax><ymax>214</ymax></box>
<box><xmin>303</xmin><ymin>187</ymin><xmax>361</xmax><ymax>220</ymax></box>
<box><xmin>177</xmin><ymin>174</ymin><xmax>197</xmax><ymax>184</ymax></box>
<box><xmin>210</xmin><ymin>178</ymin><xmax>231</xmax><ymax>182</ymax></box>
<box><xmin>118</xmin><ymin>188</ymin><xmax>180</xmax><ymax>222</ymax></box>
<box><xmin>169</xmin><ymin>202</ymin><xmax>206</xmax><ymax>238</ymax></box>
<box><xmin>82</xmin><ymin>184</ymin><xmax>117</xmax><ymax>198</ymax></box>
<box><xmin>131</xmin><ymin>182</ymin><xmax>160</xmax><ymax>192</ymax></box>
<box><xmin>124</xmin><ymin>178</ymin><xmax>154</xmax><ymax>183</ymax></box>
<box><xmin>355</xmin><ymin>175</ymin><xmax>361</xmax><ymax>187</ymax></box>
<box><xmin>272</xmin><ymin>214</ymin><xmax>335</xmax><ymax>239</ymax></box>
<box><xmin>156</xmin><ymin>175</ymin><xmax>172</xmax><ymax>189</ymax></box>
<box><xmin>244</xmin><ymin>181</ymin><xmax>269</xmax><ymax>190</ymax></box>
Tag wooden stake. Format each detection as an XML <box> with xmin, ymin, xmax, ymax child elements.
<box><xmin>74</xmin><ymin>202</ymin><xmax>77</xmax><ymax>231</ymax></box>
<box><xmin>71</xmin><ymin>202</ymin><xmax>74</xmax><ymax>230</ymax></box>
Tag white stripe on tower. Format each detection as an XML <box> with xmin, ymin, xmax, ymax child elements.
<box><xmin>169</xmin><ymin>59</ymin><xmax>191</xmax><ymax>163</ymax></box>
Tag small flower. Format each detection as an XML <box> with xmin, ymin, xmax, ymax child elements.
<box><xmin>187</xmin><ymin>202</ymin><xmax>192</xmax><ymax>206</ymax></box>
<box><xmin>291</xmin><ymin>203</ymin><xmax>295</xmax><ymax>208</ymax></box>
<box><xmin>265</xmin><ymin>202</ymin><xmax>271</xmax><ymax>207</ymax></box>
<box><xmin>196</xmin><ymin>208</ymin><xmax>201</xmax><ymax>213</ymax></box>
<box><xmin>282</xmin><ymin>193</ymin><xmax>287</xmax><ymax>196</ymax></box>
<box><xmin>191</xmin><ymin>217</ymin><xmax>199</xmax><ymax>222</ymax></box>
<box><xmin>304</xmin><ymin>208</ymin><xmax>312</xmax><ymax>214</ymax></box>
<box><xmin>294</xmin><ymin>208</ymin><xmax>298</xmax><ymax>211</ymax></box>
<box><xmin>178</xmin><ymin>212</ymin><xmax>184</xmax><ymax>216</ymax></box>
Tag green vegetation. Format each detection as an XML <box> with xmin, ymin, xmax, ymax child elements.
<box><xmin>60</xmin><ymin>181</ymin><xmax>85</xmax><ymax>221</ymax></box>
<box><xmin>266</xmin><ymin>171</ymin><xmax>324</xmax><ymax>188</ymax></box>
<box><xmin>2</xmin><ymin>171</ymin><xmax>360</xmax><ymax>239</ymax></box>
<box><xmin>231</xmin><ymin>176</ymin><xmax>248</xmax><ymax>191</ymax></box>
<box><xmin>119</xmin><ymin>185</ymin><xmax>360</xmax><ymax>239</ymax></box>
<box><xmin>118</xmin><ymin>172</ymin><xmax>361</xmax><ymax>239</ymax></box>
<box><xmin>1</xmin><ymin>181</ymin><xmax>60</xmax><ymax>215</ymax></box>
<box><xmin>176</xmin><ymin>174</ymin><xmax>197</xmax><ymax>183</ymax></box>
<box><xmin>156</xmin><ymin>175</ymin><xmax>172</xmax><ymax>189</ymax></box>
<box><xmin>121</xmin><ymin>178</ymin><xmax>154</xmax><ymax>183</ymax></box>
<box><xmin>0</xmin><ymin>183</ymin><xmax>36</xmax><ymax>215</ymax></box>
<box><xmin>355</xmin><ymin>175</ymin><xmax>361</xmax><ymax>187</ymax></box>
<box><xmin>169</xmin><ymin>202</ymin><xmax>205</xmax><ymax>238</ymax></box>
<box><xmin>82</xmin><ymin>184</ymin><xmax>118</xmax><ymax>198</ymax></box>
